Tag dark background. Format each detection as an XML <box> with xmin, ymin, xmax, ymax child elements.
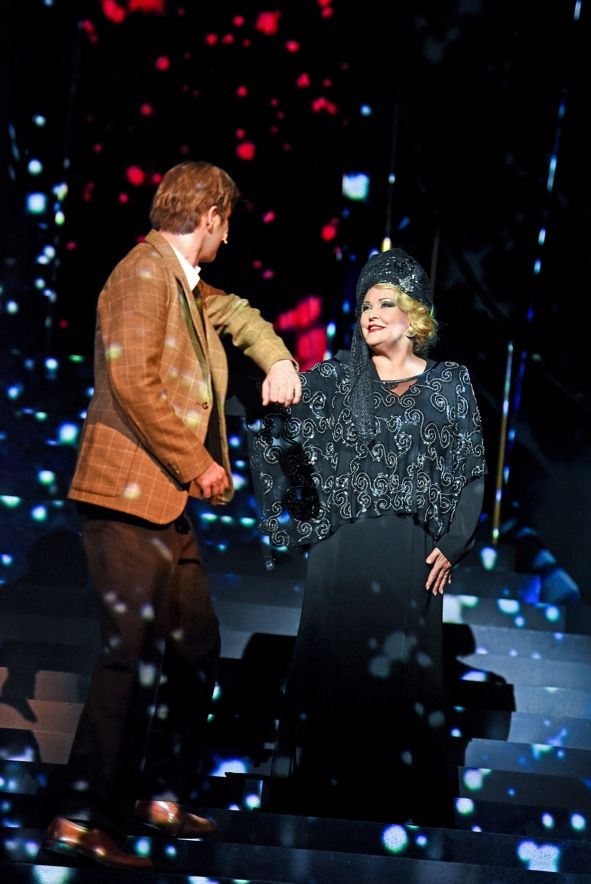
<box><xmin>1</xmin><ymin>0</ymin><xmax>589</xmax><ymax>594</ymax></box>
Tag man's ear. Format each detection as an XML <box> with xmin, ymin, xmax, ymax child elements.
<box><xmin>203</xmin><ymin>205</ymin><xmax>218</xmax><ymax>232</ymax></box>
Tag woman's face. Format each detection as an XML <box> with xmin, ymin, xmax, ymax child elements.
<box><xmin>359</xmin><ymin>285</ymin><xmax>411</xmax><ymax>352</ymax></box>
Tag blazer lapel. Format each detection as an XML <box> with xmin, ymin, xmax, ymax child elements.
<box><xmin>145</xmin><ymin>229</ymin><xmax>209</xmax><ymax>355</ymax></box>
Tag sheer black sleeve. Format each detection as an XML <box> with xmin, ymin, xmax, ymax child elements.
<box><xmin>434</xmin><ymin>476</ymin><xmax>485</xmax><ymax>566</ymax></box>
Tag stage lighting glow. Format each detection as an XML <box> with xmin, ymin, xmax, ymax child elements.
<box><xmin>382</xmin><ymin>824</ymin><xmax>408</xmax><ymax>854</ymax></box>
<box><xmin>6</xmin><ymin>300</ymin><xmax>18</xmax><ymax>314</ymax></box>
<box><xmin>211</xmin><ymin>758</ymin><xmax>248</xmax><ymax>777</ymax></box>
<box><xmin>187</xmin><ymin>877</ymin><xmax>224</xmax><ymax>884</ymax></box>
<box><xmin>545</xmin><ymin>606</ymin><xmax>561</xmax><ymax>623</ymax></box>
<box><xmin>498</xmin><ymin>599</ymin><xmax>519</xmax><ymax>614</ymax></box>
<box><xmin>571</xmin><ymin>813</ymin><xmax>586</xmax><ymax>832</ymax></box>
<box><xmin>1</xmin><ymin>496</ymin><xmax>21</xmax><ymax>508</ymax></box>
<box><xmin>55</xmin><ymin>210</ymin><xmax>65</xmax><ymax>226</ymax></box>
<box><xmin>32</xmin><ymin>114</ymin><xmax>46</xmax><ymax>126</ymax></box>
<box><xmin>480</xmin><ymin>546</ymin><xmax>497</xmax><ymax>570</ymax></box>
<box><xmin>546</xmin><ymin>156</ymin><xmax>557</xmax><ymax>192</ymax></box>
<box><xmin>456</xmin><ymin>797</ymin><xmax>475</xmax><ymax>815</ymax></box>
<box><xmin>134</xmin><ymin>836</ymin><xmax>151</xmax><ymax>857</ymax></box>
<box><xmin>517</xmin><ymin>840</ymin><xmax>560</xmax><ymax>873</ymax></box>
<box><xmin>542</xmin><ymin>813</ymin><xmax>555</xmax><ymax>829</ymax></box>
<box><xmin>360</xmin><ymin>104</ymin><xmax>372</xmax><ymax>116</ymax></box>
<box><xmin>28</xmin><ymin>159</ymin><xmax>43</xmax><ymax>175</ymax></box>
<box><xmin>342</xmin><ymin>172</ymin><xmax>369</xmax><ymax>201</ymax></box>
<box><xmin>463</xmin><ymin>769</ymin><xmax>488</xmax><ymax>791</ymax></box>
<box><xmin>7</xmin><ymin>384</ymin><xmax>23</xmax><ymax>400</ymax></box>
<box><xmin>57</xmin><ymin>422</ymin><xmax>79</xmax><ymax>444</ymax></box>
<box><xmin>37</xmin><ymin>470</ymin><xmax>56</xmax><ymax>485</ymax></box>
<box><xmin>461</xmin><ymin>671</ymin><xmax>487</xmax><ymax>682</ymax></box>
<box><xmin>26</xmin><ymin>193</ymin><xmax>47</xmax><ymax>214</ymax></box>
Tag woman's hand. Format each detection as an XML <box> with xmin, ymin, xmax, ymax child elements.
<box><xmin>261</xmin><ymin>360</ymin><xmax>302</xmax><ymax>407</ymax></box>
<box><xmin>425</xmin><ymin>547</ymin><xmax>452</xmax><ymax>595</ymax></box>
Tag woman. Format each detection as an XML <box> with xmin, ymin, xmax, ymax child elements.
<box><xmin>248</xmin><ymin>248</ymin><xmax>486</xmax><ymax>825</ymax></box>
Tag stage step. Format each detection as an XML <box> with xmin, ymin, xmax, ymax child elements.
<box><xmin>464</xmin><ymin>738</ymin><xmax>591</xmax><ymax>778</ymax></box>
<box><xmin>3</xmin><ymin>806</ymin><xmax>591</xmax><ymax>881</ymax></box>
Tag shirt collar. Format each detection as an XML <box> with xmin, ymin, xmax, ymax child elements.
<box><xmin>169</xmin><ymin>243</ymin><xmax>201</xmax><ymax>291</ymax></box>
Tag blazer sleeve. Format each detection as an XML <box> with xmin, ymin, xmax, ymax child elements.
<box><xmin>200</xmin><ymin>281</ymin><xmax>296</xmax><ymax>373</ymax></box>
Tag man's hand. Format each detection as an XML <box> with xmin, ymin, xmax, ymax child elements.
<box><xmin>193</xmin><ymin>461</ymin><xmax>230</xmax><ymax>500</ymax></box>
<box><xmin>425</xmin><ymin>547</ymin><xmax>452</xmax><ymax>595</ymax></box>
<box><xmin>261</xmin><ymin>359</ymin><xmax>302</xmax><ymax>407</ymax></box>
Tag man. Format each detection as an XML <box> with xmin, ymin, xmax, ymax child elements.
<box><xmin>42</xmin><ymin>161</ymin><xmax>302</xmax><ymax>870</ymax></box>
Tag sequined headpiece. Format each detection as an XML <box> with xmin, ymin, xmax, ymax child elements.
<box><xmin>349</xmin><ymin>248</ymin><xmax>432</xmax><ymax>443</ymax></box>
<box><xmin>354</xmin><ymin>248</ymin><xmax>432</xmax><ymax>309</ymax></box>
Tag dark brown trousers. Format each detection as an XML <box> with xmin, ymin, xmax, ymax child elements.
<box><xmin>62</xmin><ymin>507</ymin><xmax>220</xmax><ymax>831</ymax></box>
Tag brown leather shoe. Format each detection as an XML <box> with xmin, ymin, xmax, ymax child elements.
<box><xmin>43</xmin><ymin>816</ymin><xmax>153</xmax><ymax>870</ymax></box>
<box><xmin>135</xmin><ymin>799</ymin><xmax>217</xmax><ymax>838</ymax></box>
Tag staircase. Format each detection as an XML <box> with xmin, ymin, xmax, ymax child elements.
<box><xmin>1</xmin><ymin>517</ymin><xmax>591</xmax><ymax>882</ymax></box>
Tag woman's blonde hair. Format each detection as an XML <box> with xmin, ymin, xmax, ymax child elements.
<box><xmin>372</xmin><ymin>283</ymin><xmax>438</xmax><ymax>354</ymax></box>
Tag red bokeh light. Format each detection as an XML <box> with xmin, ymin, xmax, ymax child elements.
<box><xmin>129</xmin><ymin>0</ymin><xmax>165</xmax><ymax>11</ymax></box>
<box><xmin>312</xmin><ymin>97</ymin><xmax>337</xmax><ymax>114</ymax></box>
<box><xmin>126</xmin><ymin>166</ymin><xmax>145</xmax><ymax>186</ymax></box>
<box><xmin>236</xmin><ymin>142</ymin><xmax>256</xmax><ymax>160</ymax></box>
<box><xmin>101</xmin><ymin>1</ymin><xmax>126</xmax><ymax>24</ymax></box>
<box><xmin>321</xmin><ymin>221</ymin><xmax>338</xmax><ymax>241</ymax></box>
<box><xmin>255</xmin><ymin>11</ymin><xmax>281</xmax><ymax>35</ymax></box>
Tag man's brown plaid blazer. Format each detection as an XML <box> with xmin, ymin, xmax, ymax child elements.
<box><xmin>68</xmin><ymin>230</ymin><xmax>294</xmax><ymax>523</ymax></box>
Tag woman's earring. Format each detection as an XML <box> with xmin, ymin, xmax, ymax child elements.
<box><xmin>407</xmin><ymin>326</ymin><xmax>415</xmax><ymax>338</ymax></box>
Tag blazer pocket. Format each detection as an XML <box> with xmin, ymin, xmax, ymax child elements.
<box><xmin>70</xmin><ymin>424</ymin><xmax>138</xmax><ymax>500</ymax></box>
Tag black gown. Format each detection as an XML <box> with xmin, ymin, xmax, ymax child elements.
<box><xmin>247</xmin><ymin>356</ymin><xmax>486</xmax><ymax>823</ymax></box>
